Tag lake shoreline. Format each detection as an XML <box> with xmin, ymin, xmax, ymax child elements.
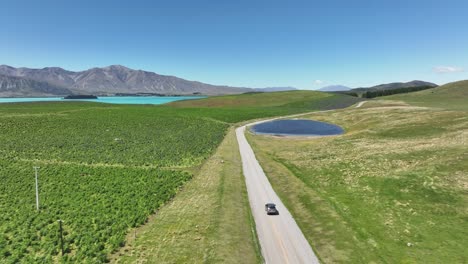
<box><xmin>250</xmin><ymin>119</ymin><xmax>344</xmax><ymax>137</ymax></box>
<box><xmin>0</xmin><ymin>96</ymin><xmax>206</xmax><ymax>105</ymax></box>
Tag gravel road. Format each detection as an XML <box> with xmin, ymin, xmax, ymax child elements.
<box><xmin>236</xmin><ymin>125</ymin><xmax>320</xmax><ymax>264</ymax></box>
<box><xmin>236</xmin><ymin>102</ymin><xmax>367</xmax><ymax>263</ymax></box>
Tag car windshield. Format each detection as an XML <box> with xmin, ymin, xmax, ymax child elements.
<box><xmin>267</xmin><ymin>204</ymin><xmax>276</xmax><ymax>208</ymax></box>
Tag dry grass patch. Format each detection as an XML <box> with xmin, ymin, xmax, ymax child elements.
<box><xmin>247</xmin><ymin>101</ymin><xmax>468</xmax><ymax>263</ymax></box>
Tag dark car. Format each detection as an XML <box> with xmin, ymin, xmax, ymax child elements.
<box><xmin>265</xmin><ymin>203</ymin><xmax>279</xmax><ymax>215</ymax></box>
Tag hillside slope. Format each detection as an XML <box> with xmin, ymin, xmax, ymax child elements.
<box><xmin>168</xmin><ymin>90</ymin><xmax>364</xmax><ymax>123</ymax></box>
<box><xmin>386</xmin><ymin>80</ymin><xmax>468</xmax><ymax>110</ymax></box>
<box><xmin>170</xmin><ymin>90</ymin><xmax>330</xmax><ymax>108</ymax></box>
<box><xmin>354</xmin><ymin>80</ymin><xmax>437</xmax><ymax>92</ymax></box>
<box><xmin>247</xmin><ymin>101</ymin><xmax>468</xmax><ymax>263</ymax></box>
<box><xmin>0</xmin><ymin>74</ymin><xmax>72</xmax><ymax>97</ymax></box>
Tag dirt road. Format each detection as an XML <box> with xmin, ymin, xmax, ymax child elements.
<box><xmin>236</xmin><ymin>125</ymin><xmax>320</xmax><ymax>264</ymax></box>
<box><xmin>235</xmin><ymin>102</ymin><xmax>369</xmax><ymax>263</ymax></box>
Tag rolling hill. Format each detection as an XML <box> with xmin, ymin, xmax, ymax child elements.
<box><xmin>168</xmin><ymin>90</ymin><xmax>363</xmax><ymax>123</ymax></box>
<box><xmin>170</xmin><ymin>90</ymin><xmax>339</xmax><ymax>108</ymax></box>
<box><xmin>387</xmin><ymin>80</ymin><xmax>468</xmax><ymax>110</ymax></box>
<box><xmin>354</xmin><ymin>80</ymin><xmax>437</xmax><ymax>91</ymax></box>
<box><xmin>334</xmin><ymin>80</ymin><xmax>438</xmax><ymax>98</ymax></box>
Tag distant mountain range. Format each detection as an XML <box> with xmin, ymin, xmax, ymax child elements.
<box><xmin>0</xmin><ymin>65</ymin><xmax>295</xmax><ymax>97</ymax></box>
<box><xmin>0</xmin><ymin>64</ymin><xmax>438</xmax><ymax>98</ymax></box>
<box><xmin>318</xmin><ymin>85</ymin><xmax>351</xmax><ymax>92</ymax></box>
<box><xmin>253</xmin><ymin>87</ymin><xmax>297</xmax><ymax>92</ymax></box>
<box><xmin>0</xmin><ymin>74</ymin><xmax>72</xmax><ymax>97</ymax></box>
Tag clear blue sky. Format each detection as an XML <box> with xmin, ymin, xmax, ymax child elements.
<box><xmin>1</xmin><ymin>0</ymin><xmax>467</xmax><ymax>89</ymax></box>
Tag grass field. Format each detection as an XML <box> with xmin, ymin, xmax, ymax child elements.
<box><xmin>246</xmin><ymin>84</ymin><xmax>467</xmax><ymax>263</ymax></box>
<box><xmin>170</xmin><ymin>90</ymin><xmax>363</xmax><ymax>123</ymax></box>
<box><xmin>0</xmin><ymin>102</ymin><xmax>227</xmax><ymax>262</ymax></box>
<box><xmin>0</xmin><ymin>103</ymin><xmax>229</xmax><ymax>168</ymax></box>
<box><xmin>0</xmin><ymin>91</ymin><xmax>360</xmax><ymax>262</ymax></box>
<box><xmin>113</xmin><ymin>129</ymin><xmax>261</xmax><ymax>263</ymax></box>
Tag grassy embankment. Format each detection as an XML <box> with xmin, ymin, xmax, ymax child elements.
<box><xmin>0</xmin><ymin>91</ymin><xmax>361</xmax><ymax>263</ymax></box>
<box><xmin>246</xmin><ymin>82</ymin><xmax>467</xmax><ymax>263</ymax></box>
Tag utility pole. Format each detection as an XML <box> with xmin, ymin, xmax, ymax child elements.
<box><xmin>58</xmin><ymin>220</ymin><xmax>64</xmax><ymax>256</ymax></box>
<box><xmin>33</xmin><ymin>166</ymin><xmax>40</xmax><ymax>211</ymax></box>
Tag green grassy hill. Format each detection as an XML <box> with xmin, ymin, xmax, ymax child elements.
<box><xmin>241</xmin><ymin>81</ymin><xmax>467</xmax><ymax>263</ymax></box>
<box><xmin>386</xmin><ymin>80</ymin><xmax>468</xmax><ymax>110</ymax></box>
<box><xmin>170</xmin><ymin>90</ymin><xmax>330</xmax><ymax>108</ymax></box>
<box><xmin>248</xmin><ymin>99</ymin><xmax>468</xmax><ymax>263</ymax></box>
<box><xmin>169</xmin><ymin>90</ymin><xmax>363</xmax><ymax>123</ymax></box>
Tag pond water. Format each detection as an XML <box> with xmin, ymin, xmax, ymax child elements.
<box><xmin>251</xmin><ymin>119</ymin><xmax>344</xmax><ymax>136</ymax></box>
<box><xmin>0</xmin><ymin>96</ymin><xmax>205</xmax><ymax>105</ymax></box>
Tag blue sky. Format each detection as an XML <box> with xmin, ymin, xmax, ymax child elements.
<box><xmin>1</xmin><ymin>0</ymin><xmax>467</xmax><ymax>89</ymax></box>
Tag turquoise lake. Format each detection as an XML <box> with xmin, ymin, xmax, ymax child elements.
<box><xmin>0</xmin><ymin>96</ymin><xmax>205</xmax><ymax>105</ymax></box>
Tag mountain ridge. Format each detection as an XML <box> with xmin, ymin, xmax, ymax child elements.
<box><xmin>318</xmin><ymin>85</ymin><xmax>351</xmax><ymax>92</ymax></box>
<box><xmin>0</xmin><ymin>74</ymin><xmax>73</xmax><ymax>97</ymax></box>
<box><xmin>0</xmin><ymin>65</ymin><xmax>256</xmax><ymax>97</ymax></box>
<box><xmin>253</xmin><ymin>87</ymin><xmax>297</xmax><ymax>92</ymax></box>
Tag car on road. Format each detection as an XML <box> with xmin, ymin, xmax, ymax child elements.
<box><xmin>265</xmin><ymin>203</ymin><xmax>279</xmax><ymax>215</ymax></box>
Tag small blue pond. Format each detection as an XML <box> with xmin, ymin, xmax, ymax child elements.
<box><xmin>251</xmin><ymin>119</ymin><xmax>344</xmax><ymax>136</ymax></box>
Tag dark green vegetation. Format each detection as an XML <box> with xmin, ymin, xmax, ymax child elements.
<box><xmin>247</xmin><ymin>85</ymin><xmax>468</xmax><ymax>263</ymax></box>
<box><xmin>64</xmin><ymin>95</ymin><xmax>98</xmax><ymax>99</ymax></box>
<box><xmin>0</xmin><ymin>104</ymin><xmax>228</xmax><ymax>168</ymax></box>
<box><xmin>0</xmin><ymin>161</ymin><xmax>190</xmax><ymax>262</ymax></box>
<box><xmin>347</xmin><ymin>86</ymin><xmax>434</xmax><ymax>98</ymax></box>
<box><xmin>0</xmin><ymin>102</ymin><xmax>227</xmax><ymax>263</ymax></box>
<box><xmin>0</xmin><ymin>91</ymin><xmax>360</xmax><ymax>262</ymax></box>
<box><xmin>338</xmin><ymin>85</ymin><xmax>436</xmax><ymax>98</ymax></box>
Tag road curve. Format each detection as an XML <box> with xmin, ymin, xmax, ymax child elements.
<box><xmin>236</xmin><ymin>124</ymin><xmax>320</xmax><ymax>264</ymax></box>
<box><xmin>355</xmin><ymin>101</ymin><xmax>367</xmax><ymax>108</ymax></box>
